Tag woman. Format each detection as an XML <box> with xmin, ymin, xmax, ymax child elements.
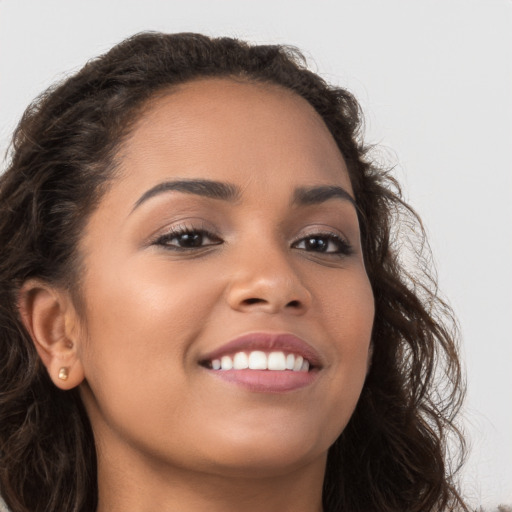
<box><xmin>0</xmin><ymin>32</ymin><xmax>467</xmax><ymax>512</ymax></box>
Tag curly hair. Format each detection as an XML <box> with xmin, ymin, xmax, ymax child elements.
<box><xmin>0</xmin><ymin>32</ymin><xmax>467</xmax><ymax>512</ymax></box>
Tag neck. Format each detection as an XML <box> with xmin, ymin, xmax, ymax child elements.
<box><xmin>95</xmin><ymin>447</ymin><xmax>326</xmax><ymax>512</ymax></box>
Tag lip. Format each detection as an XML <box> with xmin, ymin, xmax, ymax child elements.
<box><xmin>206</xmin><ymin>369</ymin><xmax>318</xmax><ymax>393</ymax></box>
<box><xmin>198</xmin><ymin>332</ymin><xmax>323</xmax><ymax>369</ymax></box>
<box><xmin>198</xmin><ymin>332</ymin><xmax>323</xmax><ymax>393</ymax></box>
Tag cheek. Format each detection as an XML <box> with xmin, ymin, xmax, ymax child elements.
<box><xmin>78</xmin><ymin>256</ymin><xmax>222</xmax><ymax>404</ymax></box>
<box><xmin>317</xmin><ymin>266</ymin><xmax>375</xmax><ymax>350</ymax></box>
<box><xmin>314</xmin><ymin>269</ymin><xmax>374</xmax><ymax>420</ymax></box>
<box><xmin>83</xmin><ymin>254</ymin><xmax>219</xmax><ymax>342</ymax></box>
<box><xmin>77</xmin><ymin>257</ymin><xmax>230</xmax><ymax>462</ymax></box>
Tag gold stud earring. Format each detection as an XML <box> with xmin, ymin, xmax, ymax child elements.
<box><xmin>58</xmin><ymin>367</ymin><xmax>69</xmax><ymax>381</ymax></box>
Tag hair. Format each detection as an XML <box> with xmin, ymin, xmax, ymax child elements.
<box><xmin>0</xmin><ymin>32</ymin><xmax>467</xmax><ymax>512</ymax></box>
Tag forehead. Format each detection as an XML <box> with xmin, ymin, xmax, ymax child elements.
<box><xmin>113</xmin><ymin>78</ymin><xmax>352</xmax><ymax>201</ymax></box>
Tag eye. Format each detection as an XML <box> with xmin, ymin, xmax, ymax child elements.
<box><xmin>153</xmin><ymin>226</ymin><xmax>222</xmax><ymax>251</ymax></box>
<box><xmin>292</xmin><ymin>232</ymin><xmax>353</xmax><ymax>256</ymax></box>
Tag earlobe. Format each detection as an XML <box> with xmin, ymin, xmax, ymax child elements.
<box><xmin>18</xmin><ymin>279</ymin><xmax>85</xmax><ymax>390</ymax></box>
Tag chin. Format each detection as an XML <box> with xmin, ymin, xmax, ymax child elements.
<box><xmin>197</xmin><ymin>424</ymin><xmax>335</xmax><ymax>478</ymax></box>
<box><xmin>210</xmin><ymin>448</ymin><xmax>327</xmax><ymax>479</ymax></box>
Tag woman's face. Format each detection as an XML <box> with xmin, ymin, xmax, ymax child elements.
<box><xmin>76</xmin><ymin>79</ymin><xmax>374</xmax><ymax>478</ymax></box>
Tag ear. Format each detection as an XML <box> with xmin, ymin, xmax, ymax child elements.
<box><xmin>18</xmin><ymin>279</ymin><xmax>85</xmax><ymax>390</ymax></box>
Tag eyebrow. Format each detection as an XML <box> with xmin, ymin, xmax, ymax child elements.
<box><xmin>131</xmin><ymin>179</ymin><xmax>356</xmax><ymax>212</ymax></box>
<box><xmin>293</xmin><ymin>185</ymin><xmax>356</xmax><ymax>208</ymax></box>
<box><xmin>132</xmin><ymin>179</ymin><xmax>241</xmax><ymax>211</ymax></box>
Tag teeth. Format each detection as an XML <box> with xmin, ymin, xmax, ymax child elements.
<box><xmin>233</xmin><ymin>352</ymin><xmax>249</xmax><ymax>370</ymax></box>
<box><xmin>211</xmin><ymin>351</ymin><xmax>310</xmax><ymax>372</ymax></box>
<box><xmin>293</xmin><ymin>355</ymin><xmax>303</xmax><ymax>371</ymax></box>
<box><xmin>267</xmin><ymin>351</ymin><xmax>286</xmax><ymax>371</ymax></box>
<box><xmin>220</xmin><ymin>356</ymin><xmax>233</xmax><ymax>370</ymax></box>
<box><xmin>248</xmin><ymin>351</ymin><xmax>267</xmax><ymax>370</ymax></box>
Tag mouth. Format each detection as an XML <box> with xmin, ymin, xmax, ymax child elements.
<box><xmin>200</xmin><ymin>350</ymin><xmax>313</xmax><ymax>372</ymax></box>
<box><xmin>198</xmin><ymin>332</ymin><xmax>322</xmax><ymax>392</ymax></box>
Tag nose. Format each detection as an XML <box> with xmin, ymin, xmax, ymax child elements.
<box><xmin>225</xmin><ymin>245</ymin><xmax>312</xmax><ymax>315</ymax></box>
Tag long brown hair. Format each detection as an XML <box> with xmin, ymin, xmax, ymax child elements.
<box><xmin>0</xmin><ymin>32</ymin><xmax>467</xmax><ymax>511</ymax></box>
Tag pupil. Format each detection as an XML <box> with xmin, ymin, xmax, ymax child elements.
<box><xmin>307</xmin><ymin>237</ymin><xmax>327</xmax><ymax>252</ymax></box>
<box><xmin>180</xmin><ymin>233</ymin><xmax>202</xmax><ymax>247</ymax></box>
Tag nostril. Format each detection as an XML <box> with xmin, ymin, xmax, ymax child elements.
<box><xmin>240</xmin><ymin>298</ymin><xmax>304</xmax><ymax>308</ymax></box>
<box><xmin>243</xmin><ymin>298</ymin><xmax>266</xmax><ymax>306</ymax></box>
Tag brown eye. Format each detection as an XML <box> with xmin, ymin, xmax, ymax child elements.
<box><xmin>174</xmin><ymin>232</ymin><xmax>204</xmax><ymax>248</ymax></box>
<box><xmin>302</xmin><ymin>237</ymin><xmax>329</xmax><ymax>252</ymax></box>
<box><xmin>155</xmin><ymin>228</ymin><xmax>222</xmax><ymax>250</ymax></box>
<box><xmin>292</xmin><ymin>233</ymin><xmax>353</xmax><ymax>255</ymax></box>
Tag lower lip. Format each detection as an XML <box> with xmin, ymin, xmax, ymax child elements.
<box><xmin>205</xmin><ymin>368</ymin><xmax>319</xmax><ymax>393</ymax></box>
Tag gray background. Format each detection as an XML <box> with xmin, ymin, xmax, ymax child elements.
<box><xmin>1</xmin><ymin>0</ymin><xmax>511</xmax><ymax>508</ymax></box>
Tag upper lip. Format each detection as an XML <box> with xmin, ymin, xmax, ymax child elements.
<box><xmin>198</xmin><ymin>332</ymin><xmax>323</xmax><ymax>369</ymax></box>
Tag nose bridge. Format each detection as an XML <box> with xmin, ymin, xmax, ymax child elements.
<box><xmin>226</xmin><ymin>231</ymin><xmax>312</xmax><ymax>314</ymax></box>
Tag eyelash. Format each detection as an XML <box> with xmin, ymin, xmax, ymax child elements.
<box><xmin>153</xmin><ymin>226</ymin><xmax>353</xmax><ymax>256</ymax></box>
<box><xmin>153</xmin><ymin>225</ymin><xmax>222</xmax><ymax>250</ymax></box>
<box><xmin>291</xmin><ymin>232</ymin><xmax>354</xmax><ymax>256</ymax></box>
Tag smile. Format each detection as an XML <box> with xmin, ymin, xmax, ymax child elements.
<box><xmin>205</xmin><ymin>350</ymin><xmax>311</xmax><ymax>372</ymax></box>
<box><xmin>198</xmin><ymin>332</ymin><xmax>322</xmax><ymax>392</ymax></box>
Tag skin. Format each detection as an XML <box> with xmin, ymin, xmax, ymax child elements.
<box><xmin>21</xmin><ymin>79</ymin><xmax>375</xmax><ymax>512</ymax></box>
